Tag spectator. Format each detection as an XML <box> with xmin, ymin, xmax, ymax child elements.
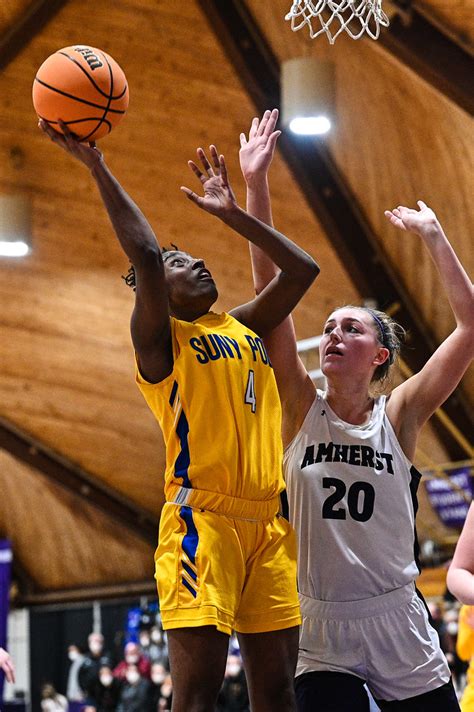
<box><xmin>217</xmin><ymin>655</ymin><xmax>249</xmax><ymax>712</ymax></box>
<box><xmin>114</xmin><ymin>641</ymin><xmax>151</xmax><ymax>680</ymax></box>
<box><xmin>157</xmin><ymin>674</ymin><xmax>172</xmax><ymax>712</ymax></box>
<box><xmin>90</xmin><ymin>664</ymin><xmax>123</xmax><ymax>712</ymax></box>
<box><xmin>148</xmin><ymin>626</ymin><xmax>168</xmax><ymax>666</ymax></box>
<box><xmin>66</xmin><ymin>643</ymin><xmax>85</xmax><ymax>703</ymax></box>
<box><xmin>149</xmin><ymin>662</ymin><xmax>168</xmax><ymax>709</ymax></box>
<box><xmin>78</xmin><ymin>633</ymin><xmax>113</xmax><ymax>701</ymax></box>
<box><xmin>40</xmin><ymin>683</ymin><xmax>68</xmax><ymax>712</ymax></box>
<box><xmin>116</xmin><ymin>664</ymin><xmax>151</xmax><ymax>712</ymax></box>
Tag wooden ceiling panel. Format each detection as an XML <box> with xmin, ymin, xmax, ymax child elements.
<box><xmin>0</xmin><ymin>451</ymin><xmax>154</xmax><ymax>591</ymax></box>
<box><xmin>417</xmin><ymin>0</ymin><xmax>474</xmax><ymax>47</ymax></box>
<box><xmin>245</xmin><ymin>0</ymin><xmax>474</xmax><ymax>409</ymax></box>
<box><xmin>0</xmin><ymin>1</ymin><xmax>33</xmax><ymax>35</ymax></box>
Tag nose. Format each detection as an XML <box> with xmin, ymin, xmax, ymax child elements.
<box><xmin>329</xmin><ymin>326</ymin><xmax>342</xmax><ymax>342</ymax></box>
<box><xmin>192</xmin><ymin>259</ymin><xmax>205</xmax><ymax>270</ymax></box>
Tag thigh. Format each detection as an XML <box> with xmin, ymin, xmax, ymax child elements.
<box><xmin>295</xmin><ymin>671</ymin><xmax>370</xmax><ymax>712</ymax></box>
<box><xmin>156</xmin><ymin>505</ymin><xmax>245</xmax><ymax>635</ymax></box>
<box><xmin>235</xmin><ymin>515</ymin><xmax>300</xmax><ymax>634</ymax></box>
<box><xmin>167</xmin><ymin>626</ymin><xmax>229</xmax><ymax>711</ymax></box>
<box><xmin>377</xmin><ymin>679</ymin><xmax>460</xmax><ymax>711</ymax></box>
<box><xmin>238</xmin><ymin>626</ymin><xmax>299</xmax><ymax>712</ymax></box>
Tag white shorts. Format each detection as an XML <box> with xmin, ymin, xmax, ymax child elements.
<box><xmin>297</xmin><ymin>582</ymin><xmax>451</xmax><ymax>702</ymax></box>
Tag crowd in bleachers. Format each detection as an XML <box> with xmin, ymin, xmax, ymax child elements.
<box><xmin>41</xmin><ymin>610</ymin><xmax>250</xmax><ymax>712</ymax></box>
<box><xmin>35</xmin><ymin>596</ymin><xmax>474</xmax><ymax>712</ymax></box>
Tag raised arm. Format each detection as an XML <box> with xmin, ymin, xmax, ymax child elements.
<box><xmin>0</xmin><ymin>647</ymin><xmax>15</xmax><ymax>684</ymax></box>
<box><xmin>447</xmin><ymin>503</ymin><xmax>474</xmax><ymax>604</ymax></box>
<box><xmin>385</xmin><ymin>202</ymin><xmax>474</xmax><ymax>457</ymax></box>
<box><xmin>239</xmin><ymin>110</ymin><xmax>316</xmax><ymax>443</ymax></box>
<box><xmin>39</xmin><ymin>120</ymin><xmax>172</xmax><ymax>383</ymax></box>
<box><xmin>182</xmin><ymin>144</ymin><xmax>319</xmax><ymax>342</ymax></box>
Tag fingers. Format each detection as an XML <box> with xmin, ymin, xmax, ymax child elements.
<box><xmin>209</xmin><ymin>145</ymin><xmax>220</xmax><ymax>171</ymax></box>
<box><xmin>218</xmin><ymin>153</ymin><xmax>229</xmax><ymax>186</ymax></box>
<box><xmin>249</xmin><ymin>116</ymin><xmax>259</xmax><ymax>140</ymax></box>
<box><xmin>239</xmin><ymin>133</ymin><xmax>247</xmax><ymax>148</ymax></box>
<box><xmin>196</xmin><ymin>147</ymin><xmax>214</xmax><ymax>177</ymax></box>
<box><xmin>180</xmin><ymin>186</ymin><xmax>202</xmax><ymax>207</ymax></box>
<box><xmin>262</xmin><ymin>108</ymin><xmax>279</xmax><ymax>137</ymax></box>
<box><xmin>417</xmin><ymin>200</ymin><xmax>428</xmax><ymax>210</ymax></box>
<box><xmin>267</xmin><ymin>130</ymin><xmax>281</xmax><ymax>153</ymax></box>
<box><xmin>384</xmin><ymin>210</ymin><xmax>406</xmax><ymax>230</ymax></box>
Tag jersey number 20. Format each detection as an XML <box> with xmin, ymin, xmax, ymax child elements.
<box><xmin>322</xmin><ymin>477</ymin><xmax>375</xmax><ymax>522</ymax></box>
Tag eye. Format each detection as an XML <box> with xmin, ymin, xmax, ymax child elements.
<box><xmin>170</xmin><ymin>258</ymin><xmax>184</xmax><ymax>267</ymax></box>
<box><xmin>348</xmin><ymin>325</ymin><xmax>360</xmax><ymax>333</ymax></box>
<box><xmin>323</xmin><ymin>325</ymin><xmax>333</xmax><ymax>334</ymax></box>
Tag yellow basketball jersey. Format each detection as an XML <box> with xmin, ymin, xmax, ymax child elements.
<box><xmin>136</xmin><ymin>312</ymin><xmax>285</xmax><ymax>502</ymax></box>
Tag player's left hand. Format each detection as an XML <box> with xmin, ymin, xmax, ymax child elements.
<box><xmin>384</xmin><ymin>201</ymin><xmax>439</xmax><ymax>238</ymax></box>
<box><xmin>239</xmin><ymin>108</ymin><xmax>281</xmax><ymax>186</ymax></box>
<box><xmin>181</xmin><ymin>146</ymin><xmax>237</xmax><ymax>218</ymax></box>
<box><xmin>0</xmin><ymin>647</ymin><xmax>15</xmax><ymax>684</ymax></box>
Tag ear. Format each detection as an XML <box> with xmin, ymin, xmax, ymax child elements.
<box><xmin>373</xmin><ymin>346</ymin><xmax>390</xmax><ymax>366</ymax></box>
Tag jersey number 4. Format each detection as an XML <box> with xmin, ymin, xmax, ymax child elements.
<box><xmin>245</xmin><ymin>370</ymin><xmax>256</xmax><ymax>413</ymax></box>
<box><xmin>322</xmin><ymin>477</ymin><xmax>375</xmax><ymax>522</ymax></box>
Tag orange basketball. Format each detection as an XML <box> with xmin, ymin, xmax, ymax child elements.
<box><xmin>32</xmin><ymin>45</ymin><xmax>129</xmax><ymax>142</ymax></box>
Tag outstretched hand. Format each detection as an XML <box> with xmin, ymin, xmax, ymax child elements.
<box><xmin>39</xmin><ymin>119</ymin><xmax>103</xmax><ymax>170</ymax></box>
<box><xmin>181</xmin><ymin>146</ymin><xmax>238</xmax><ymax>219</ymax></box>
<box><xmin>0</xmin><ymin>647</ymin><xmax>15</xmax><ymax>684</ymax></box>
<box><xmin>384</xmin><ymin>201</ymin><xmax>439</xmax><ymax>238</ymax></box>
<box><xmin>239</xmin><ymin>108</ymin><xmax>281</xmax><ymax>185</ymax></box>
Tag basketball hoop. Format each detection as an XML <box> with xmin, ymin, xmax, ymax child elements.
<box><xmin>285</xmin><ymin>0</ymin><xmax>390</xmax><ymax>44</ymax></box>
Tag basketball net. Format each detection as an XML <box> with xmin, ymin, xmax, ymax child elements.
<box><xmin>285</xmin><ymin>0</ymin><xmax>390</xmax><ymax>44</ymax></box>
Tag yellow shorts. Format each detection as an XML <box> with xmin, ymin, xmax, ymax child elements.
<box><xmin>155</xmin><ymin>489</ymin><xmax>301</xmax><ymax>636</ymax></box>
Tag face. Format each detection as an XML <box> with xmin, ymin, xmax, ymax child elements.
<box><xmin>163</xmin><ymin>251</ymin><xmax>218</xmax><ymax>315</ymax></box>
<box><xmin>319</xmin><ymin>308</ymin><xmax>389</xmax><ymax>380</ymax></box>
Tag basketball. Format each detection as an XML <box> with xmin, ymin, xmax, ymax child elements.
<box><xmin>32</xmin><ymin>45</ymin><xmax>129</xmax><ymax>142</ymax></box>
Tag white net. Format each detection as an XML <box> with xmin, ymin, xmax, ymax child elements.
<box><xmin>285</xmin><ymin>0</ymin><xmax>390</xmax><ymax>44</ymax></box>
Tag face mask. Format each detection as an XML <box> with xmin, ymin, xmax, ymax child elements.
<box><xmin>151</xmin><ymin>672</ymin><xmax>166</xmax><ymax>685</ymax></box>
<box><xmin>89</xmin><ymin>642</ymin><xmax>102</xmax><ymax>655</ymax></box>
<box><xmin>447</xmin><ymin>622</ymin><xmax>458</xmax><ymax>635</ymax></box>
<box><xmin>151</xmin><ymin>630</ymin><xmax>162</xmax><ymax>644</ymax></box>
<box><xmin>126</xmin><ymin>671</ymin><xmax>140</xmax><ymax>685</ymax></box>
<box><xmin>161</xmin><ymin>682</ymin><xmax>172</xmax><ymax>697</ymax></box>
<box><xmin>125</xmin><ymin>654</ymin><xmax>139</xmax><ymax>664</ymax></box>
<box><xmin>100</xmin><ymin>675</ymin><xmax>113</xmax><ymax>687</ymax></box>
<box><xmin>139</xmin><ymin>636</ymin><xmax>150</xmax><ymax>647</ymax></box>
<box><xmin>227</xmin><ymin>664</ymin><xmax>241</xmax><ymax>677</ymax></box>
<box><xmin>68</xmin><ymin>651</ymin><xmax>79</xmax><ymax>662</ymax></box>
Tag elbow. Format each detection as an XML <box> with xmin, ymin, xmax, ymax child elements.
<box><xmin>301</xmin><ymin>255</ymin><xmax>320</xmax><ymax>287</ymax></box>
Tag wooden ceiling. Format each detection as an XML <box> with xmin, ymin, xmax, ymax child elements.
<box><xmin>0</xmin><ymin>0</ymin><xmax>472</xmax><ymax>602</ymax></box>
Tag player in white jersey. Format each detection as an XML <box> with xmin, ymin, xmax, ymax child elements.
<box><xmin>239</xmin><ymin>109</ymin><xmax>473</xmax><ymax>710</ymax></box>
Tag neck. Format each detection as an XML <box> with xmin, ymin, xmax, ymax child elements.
<box><xmin>325</xmin><ymin>377</ymin><xmax>374</xmax><ymax>425</ymax></box>
<box><xmin>172</xmin><ymin>306</ymin><xmax>210</xmax><ymax>322</ymax></box>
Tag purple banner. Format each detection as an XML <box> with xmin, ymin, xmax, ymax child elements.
<box><xmin>425</xmin><ymin>468</ymin><xmax>473</xmax><ymax>528</ymax></box>
<box><xmin>0</xmin><ymin>539</ymin><xmax>12</xmax><ymax>701</ymax></box>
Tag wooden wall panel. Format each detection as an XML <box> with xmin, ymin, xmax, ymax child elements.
<box><xmin>0</xmin><ymin>451</ymin><xmax>154</xmax><ymax>590</ymax></box>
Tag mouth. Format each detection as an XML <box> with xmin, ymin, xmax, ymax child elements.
<box><xmin>197</xmin><ymin>268</ymin><xmax>213</xmax><ymax>282</ymax></box>
<box><xmin>325</xmin><ymin>347</ymin><xmax>343</xmax><ymax>357</ymax></box>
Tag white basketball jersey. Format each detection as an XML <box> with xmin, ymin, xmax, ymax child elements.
<box><xmin>284</xmin><ymin>390</ymin><xmax>421</xmax><ymax>602</ymax></box>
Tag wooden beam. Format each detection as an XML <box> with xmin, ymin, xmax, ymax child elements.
<box><xmin>16</xmin><ymin>579</ymin><xmax>157</xmax><ymax>607</ymax></box>
<box><xmin>380</xmin><ymin>4</ymin><xmax>474</xmax><ymax>116</ymax></box>
<box><xmin>0</xmin><ymin>0</ymin><xmax>70</xmax><ymax>71</ymax></box>
<box><xmin>0</xmin><ymin>417</ymin><xmax>159</xmax><ymax>545</ymax></box>
<box><xmin>196</xmin><ymin>0</ymin><xmax>473</xmax><ymax>459</ymax></box>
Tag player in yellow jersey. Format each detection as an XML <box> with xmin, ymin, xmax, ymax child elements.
<box><xmin>41</xmin><ymin>117</ymin><xmax>319</xmax><ymax>712</ymax></box>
